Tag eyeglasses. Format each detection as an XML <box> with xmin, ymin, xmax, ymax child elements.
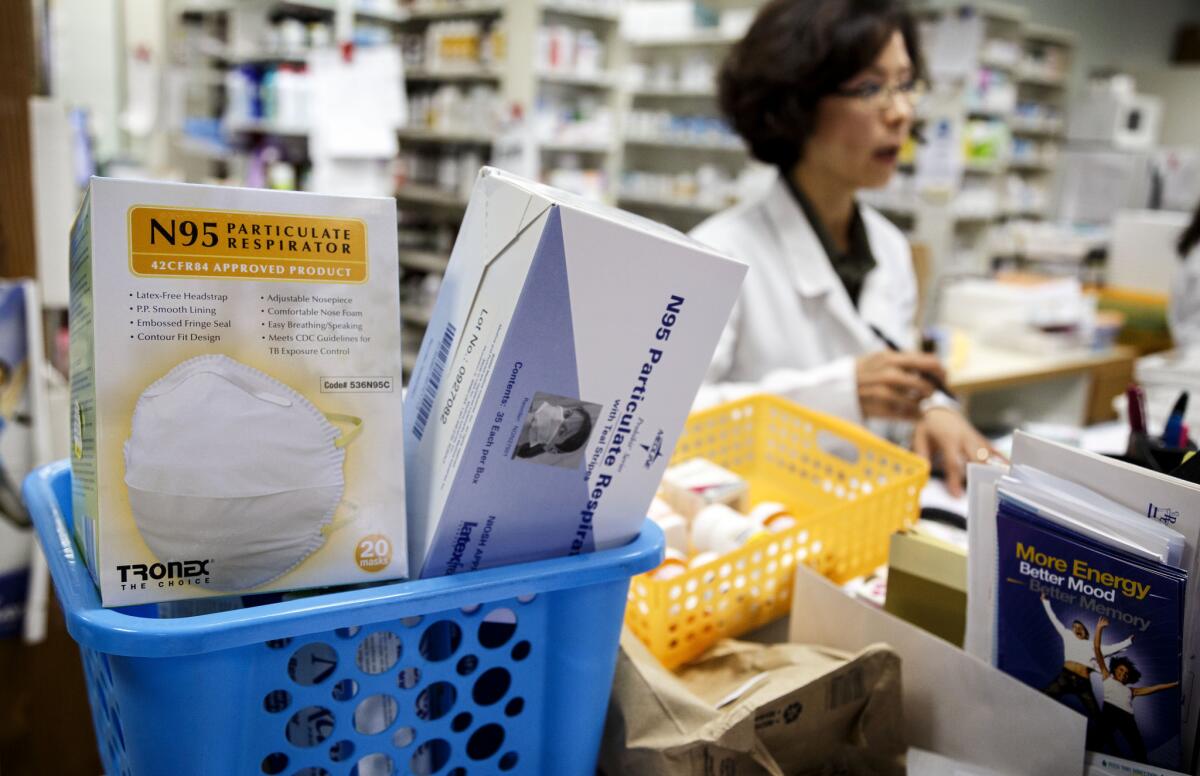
<box><xmin>833</xmin><ymin>79</ymin><xmax>927</xmax><ymax>111</ymax></box>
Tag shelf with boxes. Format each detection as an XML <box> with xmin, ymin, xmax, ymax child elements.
<box><xmin>397</xmin><ymin>212</ymin><xmax>456</xmax><ymax>374</ymax></box>
<box><xmin>529</xmin><ymin>6</ymin><xmax>622</xmax><ymax>203</ymax></box>
<box><xmin>170</xmin><ymin>1</ymin><xmax>624</xmax><ymax>379</ymax></box>
<box><xmin>898</xmin><ymin>1</ymin><xmax>1076</xmax><ymax>285</ymax></box>
<box><xmin>615</xmin><ymin>192</ymin><xmax>723</xmax><ymax>217</ymax></box>
<box><xmin>172</xmin><ymin>1</ymin><xmax>408</xmax><ymax>190</ymax></box>
<box><xmin>617</xmin><ymin>3</ymin><xmax>757</xmax><ymax>233</ymax></box>
<box><xmin>395</xmin><ymin>126</ymin><xmax>495</xmax><ymax>144</ymax></box>
<box><xmin>394</xmin><ymin>179</ymin><xmax>471</xmax><ymax>208</ymax></box>
<box><xmin>393</xmin><ymin>0</ymin><xmax>623</xmax><ymax>375</ymax></box>
<box><xmin>1004</xmin><ymin>23</ymin><xmax>1072</xmax><ymax>224</ymax></box>
<box><xmin>395</xmin><ymin>2</ymin><xmax>507</xmax><ymax>190</ymax></box>
<box><xmin>398</xmin><ymin>248</ymin><xmax>451</xmax><ymax>273</ymax></box>
<box><xmin>1010</xmin><ymin>23</ymin><xmax>1072</xmax><ymax>179</ymax></box>
<box><xmin>394</xmin><ymin>0</ymin><xmax>505</xmax><ymax>23</ymax></box>
<box><xmin>395</xmin><ymin>0</ymin><xmax>621</xmax><ymax>204</ymax></box>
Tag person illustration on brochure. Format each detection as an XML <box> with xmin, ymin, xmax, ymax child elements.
<box><xmin>1040</xmin><ymin>593</ymin><xmax>1133</xmax><ymax>719</ymax></box>
<box><xmin>1092</xmin><ymin>617</ymin><xmax>1179</xmax><ymax>762</ymax></box>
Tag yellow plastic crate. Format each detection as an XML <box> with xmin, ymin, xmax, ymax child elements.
<box><xmin>625</xmin><ymin>394</ymin><xmax>929</xmax><ymax>669</ymax></box>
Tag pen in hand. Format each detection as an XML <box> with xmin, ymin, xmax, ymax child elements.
<box><xmin>868</xmin><ymin>324</ymin><xmax>957</xmax><ymax>401</ymax></box>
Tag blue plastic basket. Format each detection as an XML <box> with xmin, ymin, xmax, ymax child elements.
<box><xmin>25</xmin><ymin>461</ymin><xmax>662</xmax><ymax>776</ymax></box>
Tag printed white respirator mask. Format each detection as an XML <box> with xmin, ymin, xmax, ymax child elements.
<box><xmin>123</xmin><ymin>355</ymin><xmax>361</xmax><ymax>591</ymax></box>
<box><xmin>526</xmin><ymin>401</ymin><xmax>566</xmax><ymax>448</ymax></box>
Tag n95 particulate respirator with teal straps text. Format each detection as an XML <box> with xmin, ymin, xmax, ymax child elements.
<box><xmin>70</xmin><ymin>178</ymin><xmax>407</xmax><ymax>606</ymax></box>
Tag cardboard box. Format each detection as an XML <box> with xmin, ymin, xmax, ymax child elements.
<box><xmin>70</xmin><ymin>178</ymin><xmax>407</xmax><ymax>606</ymax></box>
<box><xmin>790</xmin><ymin>565</ymin><xmax>1086</xmax><ymax>776</ymax></box>
<box><xmin>403</xmin><ymin>167</ymin><xmax>745</xmax><ymax>577</ymax></box>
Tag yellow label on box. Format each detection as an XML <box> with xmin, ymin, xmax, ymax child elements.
<box><xmin>128</xmin><ymin>206</ymin><xmax>368</xmax><ymax>283</ymax></box>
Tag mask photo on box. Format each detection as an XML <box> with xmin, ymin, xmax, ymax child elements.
<box><xmin>123</xmin><ymin>354</ymin><xmax>362</xmax><ymax>591</ymax></box>
<box><xmin>512</xmin><ymin>391</ymin><xmax>601</xmax><ymax>468</ymax></box>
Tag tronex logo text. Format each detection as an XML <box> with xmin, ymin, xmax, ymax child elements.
<box><xmin>117</xmin><ymin>560</ymin><xmax>213</xmax><ymax>590</ymax></box>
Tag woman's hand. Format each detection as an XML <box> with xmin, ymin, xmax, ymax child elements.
<box><xmin>912</xmin><ymin>406</ymin><xmax>1004</xmax><ymax>497</ymax></box>
<box><xmin>856</xmin><ymin>350</ymin><xmax>944</xmax><ymax>420</ymax></box>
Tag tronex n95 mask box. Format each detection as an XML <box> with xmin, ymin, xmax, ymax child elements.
<box><xmin>403</xmin><ymin>167</ymin><xmax>746</xmax><ymax>578</ymax></box>
<box><xmin>70</xmin><ymin>177</ymin><xmax>407</xmax><ymax>606</ymax></box>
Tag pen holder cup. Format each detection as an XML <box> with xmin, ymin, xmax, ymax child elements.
<box><xmin>1109</xmin><ymin>438</ymin><xmax>1198</xmax><ymax>473</ymax></box>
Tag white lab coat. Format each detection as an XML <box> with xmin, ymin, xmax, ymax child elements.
<box><xmin>1169</xmin><ymin>245</ymin><xmax>1200</xmax><ymax>349</ymax></box>
<box><xmin>690</xmin><ymin>171</ymin><xmax>919</xmax><ymax>425</ymax></box>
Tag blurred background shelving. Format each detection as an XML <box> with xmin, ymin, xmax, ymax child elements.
<box><xmin>141</xmin><ymin>0</ymin><xmax>1199</xmax><ymax>376</ymax></box>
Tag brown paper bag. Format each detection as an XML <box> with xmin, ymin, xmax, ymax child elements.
<box><xmin>600</xmin><ymin>631</ymin><xmax>906</xmax><ymax>776</ymax></box>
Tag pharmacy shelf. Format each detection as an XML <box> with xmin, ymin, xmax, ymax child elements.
<box><xmin>395</xmin><ymin>1</ymin><xmax>505</xmax><ymax>22</ymax></box>
<box><xmin>1016</xmin><ymin>70</ymin><xmax>1066</xmax><ymax>89</ymax></box>
<box><xmin>399</xmin><ymin>249</ymin><xmax>450</xmax><ymax>273</ymax></box>
<box><xmin>395</xmin><ymin>182</ymin><xmax>469</xmax><ymax>209</ymax></box>
<box><xmin>403</xmin><ymin>65</ymin><xmax>502</xmax><ymax>82</ymax></box>
<box><xmin>1009</xmin><ymin>118</ymin><xmax>1064</xmax><ymax>137</ymax></box>
<box><xmin>1006</xmin><ymin>207</ymin><xmax>1048</xmax><ymax>219</ymax></box>
<box><xmin>354</xmin><ymin>6</ymin><xmax>407</xmax><ymax>24</ymax></box>
<box><xmin>223</xmin><ymin>119</ymin><xmax>310</xmax><ymax>137</ymax></box>
<box><xmin>913</xmin><ymin>0</ymin><xmax>1028</xmax><ymax>25</ymax></box>
<box><xmin>626</xmin><ymin>30</ymin><xmax>741</xmax><ymax>48</ymax></box>
<box><xmin>966</xmin><ymin>107</ymin><xmax>1013</xmax><ymax>120</ymax></box>
<box><xmin>177</xmin><ymin>2</ymin><xmax>238</xmax><ymax>11</ymax></box>
<box><xmin>630</xmin><ymin>87</ymin><xmax>717</xmax><ymax>99</ymax></box>
<box><xmin>222</xmin><ymin>51</ymin><xmax>310</xmax><ymax>65</ymax></box>
<box><xmin>861</xmin><ymin>198</ymin><xmax>915</xmax><ymax>218</ymax></box>
<box><xmin>264</xmin><ymin>0</ymin><xmax>407</xmax><ymax>24</ymax></box>
<box><xmin>540</xmin><ymin>1</ymin><xmax>620</xmax><ymax>23</ymax></box>
<box><xmin>174</xmin><ymin>135</ymin><xmax>237</xmax><ymax>161</ymax></box>
<box><xmin>624</xmin><ymin>136</ymin><xmax>745</xmax><ymax>154</ymax></box>
<box><xmin>537</xmin><ymin>71</ymin><xmax>614</xmax><ymax>90</ymax></box>
<box><xmin>1008</xmin><ymin>159</ymin><xmax>1054</xmax><ymax>173</ymax></box>
<box><xmin>1023</xmin><ymin>22</ymin><xmax>1077</xmax><ymax>47</ymax></box>
<box><xmin>617</xmin><ymin>194</ymin><xmax>722</xmax><ymax>216</ymax></box>
<box><xmin>955</xmin><ymin>209</ymin><xmax>1001</xmax><ymax>222</ymax></box>
<box><xmin>397</xmin><ymin>126</ymin><xmax>494</xmax><ymax>145</ymax></box>
<box><xmin>539</xmin><ymin>140</ymin><xmax>610</xmax><ymax>154</ymax></box>
<box><xmin>177</xmin><ymin>62</ymin><xmax>230</xmax><ymax>87</ymax></box>
<box><xmin>964</xmin><ymin>159</ymin><xmax>1006</xmax><ymax>175</ymax></box>
<box><xmin>859</xmin><ymin>196</ymin><xmax>1004</xmax><ymax>224</ymax></box>
<box><xmin>978</xmin><ymin>54</ymin><xmax>1017</xmax><ymax>73</ymax></box>
<box><xmin>224</xmin><ymin>53</ymin><xmax>309</xmax><ymax>65</ymax></box>
<box><xmin>401</xmin><ymin>307</ymin><xmax>434</xmax><ymax>327</ymax></box>
<box><xmin>402</xmin><ymin>350</ymin><xmax>419</xmax><ymax>373</ymax></box>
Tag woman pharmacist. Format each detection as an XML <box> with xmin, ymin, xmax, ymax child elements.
<box><xmin>692</xmin><ymin>0</ymin><xmax>997</xmax><ymax>496</ymax></box>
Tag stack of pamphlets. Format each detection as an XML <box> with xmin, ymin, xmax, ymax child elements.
<box><xmin>967</xmin><ymin>433</ymin><xmax>1200</xmax><ymax>771</ymax></box>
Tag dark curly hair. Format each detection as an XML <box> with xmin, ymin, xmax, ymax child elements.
<box><xmin>718</xmin><ymin>0</ymin><xmax>923</xmax><ymax>172</ymax></box>
<box><xmin>1109</xmin><ymin>656</ymin><xmax>1142</xmax><ymax>684</ymax></box>
<box><xmin>1179</xmin><ymin>200</ymin><xmax>1200</xmax><ymax>258</ymax></box>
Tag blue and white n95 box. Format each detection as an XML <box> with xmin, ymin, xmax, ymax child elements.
<box><xmin>403</xmin><ymin>167</ymin><xmax>746</xmax><ymax>578</ymax></box>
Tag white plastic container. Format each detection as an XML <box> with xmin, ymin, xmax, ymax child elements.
<box><xmin>691</xmin><ymin>504</ymin><xmax>765</xmax><ymax>555</ymax></box>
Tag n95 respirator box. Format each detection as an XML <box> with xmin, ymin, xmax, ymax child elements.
<box><xmin>403</xmin><ymin>167</ymin><xmax>746</xmax><ymax>578</ymax></box>
<box><xmin>70</xmin><ymin>177</ymin><xmax>407</xmax><ymax>606</ymax></box>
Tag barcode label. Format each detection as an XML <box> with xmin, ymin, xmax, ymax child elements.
<box><xmin>412</xmin><ymin>322</ymin><xmax>457</xmax><ymax>441</ymax></box>
<box><xmin>827</xmin><ymin>668</ymin><xmax>865</xmax><ymax>710</ymax></box>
